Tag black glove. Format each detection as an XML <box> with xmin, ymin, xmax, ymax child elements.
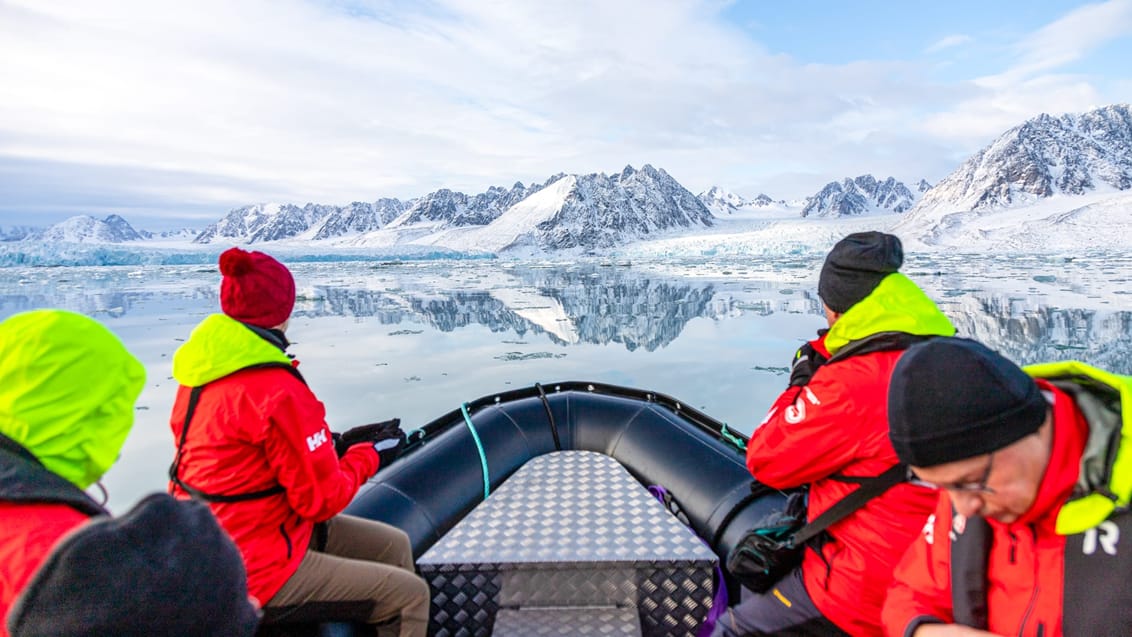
<box><xmin>333</xmin><ymin>418</ymin><xmax>402</xmax><ymax>457</ymax></box>
<box><xmin>373</xmin><ymin>430</ymin><xmax>406</xmax><ymax>470</ymax></box>
<box><xmin>788</xmin><ymin>330</ymin><xmax>828</xmax><ymax>387</ymax></box>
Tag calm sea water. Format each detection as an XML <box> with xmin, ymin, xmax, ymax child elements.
<box><xmin>1</xmin><ymin>253</ymin><xmax>1129</xmax><ymax>511</ymax></box>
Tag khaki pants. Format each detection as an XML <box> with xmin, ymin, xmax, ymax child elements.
<box><xmin>266</xmin><ymin>515</ymin><xmax>430</xmax><ymax>637</ymax></box>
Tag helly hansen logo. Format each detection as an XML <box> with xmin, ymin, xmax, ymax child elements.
<box><xmin>1083</xmin><ymin>521</ymin><xmax>1120</xmax><ymax>556</ymax></box>
<box><xmin>307</xmin><ymin>429</ymin><xmax>328</xmax><ymax>452</ymax></box>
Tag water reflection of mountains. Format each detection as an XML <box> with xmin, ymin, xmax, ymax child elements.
<box><xmin>307</xmin><ymin>271</ymin><xmax>718</xmax><ymax>352</ymax></box>
<box><xmin>302</xmin><ymin>270</ymin><xmax>1132</xmax><ymax>369</ymax></box>
<box><xmin>2</xmin><ymin>268</ymin><xmax>1130</xmax><ymax>371</ymax></box>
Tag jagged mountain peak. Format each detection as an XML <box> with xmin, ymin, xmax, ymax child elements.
<box><xmin>697</xmin><ymin>188</ymin><xmax>780</xmax><ymax>214</ymax></box>
<box><xmin>910</xmin><ymin>103</ymin><xmax>1132</xmax><ymax>217</ymax></box>
<box><xmin>442</xmin><ymin>165</ymin><xmax>714</xmax><ymax>253</ymax></box>
<box><xmin>800</xmin><ymin>175</ymin><xmax>917</xmax><ymax>218</ymax></box>
<box><xmin>37</xmin><ymin>214</ymin><xmax>145</xmax><ymax>243</ymax></box>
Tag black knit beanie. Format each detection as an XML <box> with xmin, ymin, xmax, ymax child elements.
<box><xmin>887</xmin><ymin>337</ymin><xmax>1048</xmax><ymax>468</ymax></box>
<box><xmin>818</xmin><ymin>231</ymin><xmax>904</xmax><ymax>313</ymax></box>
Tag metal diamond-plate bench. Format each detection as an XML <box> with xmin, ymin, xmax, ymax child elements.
<box><xmin>417</xmin><ymin>451</ymin><xmax>717</xmax><ymax>637</ymax></box>
<box><xmin>492</xmin><ymin>607</ymin><xmax>641</xmax><ymax>636</ymax></box>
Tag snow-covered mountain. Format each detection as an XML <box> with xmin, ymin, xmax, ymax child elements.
<box><xmin>437</xmin><ymin>165</ymin><xmax>714</xmax><ymax>252</ymax></box>
<box><xmin>386</xmin><ymin>181</ymin><xmax>548</xmax><ymax>230</ymax></box>
<box><xmin>35</xmin><ymin>214</ymin><xmax>146</xmax><ymax>243</ymax></box>
<box><xmin>196</xmin><ymin>181</ymin><xmax>553</xmax><ymax>245</ymax></box>
<box><xmin>899</xmin><ymin>103</ymin><xmax>1132</xmax><ymax>247</ymax></box>
<box><xmin>801</xmin><ymin>175</ymin><xmax>917</xmax><ymax>217</ymax></box>
<box><xmin>0</xmin><ymin>225</ymin><xmax>41</xmax><ymax>242</ymax></box>
<box><xmin>194</xmin><ymin>203</ymin><xmax>339</xmax><ymax>244</ymax></box>
<box><xmin>698</xmin><ymin>187</ymin><xmax>777</xmax><ymax>215</ymax></box>
<box><xmin>149</xmin><ymin>227</ymin><xmax>202</xmax><ymax>240</ymax></box>
<box><xmin>306</xmin><ymin>199</ymin><xmax>406</xmax><ymax>240</ymax></box>
<box><xmin>911</xmin><ymin>104</ymin><xmax>1132</xmax><ymax>216</ymax></box>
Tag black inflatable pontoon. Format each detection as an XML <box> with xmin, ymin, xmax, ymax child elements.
<box><xmin>337</xmin><ymin>381</ymin><xmax>787</xmax><ymax>636</ymax></box>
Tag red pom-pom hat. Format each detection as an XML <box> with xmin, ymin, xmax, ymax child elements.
<box><xmin>218</xmin><ymin>247</ymin><xmax>296</xmax><ymax>328</ymax></box>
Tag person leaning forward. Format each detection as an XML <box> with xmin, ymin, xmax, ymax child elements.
<box><xmin>0</xmin><ymin>309</ymin><xmax>259</xmax><ymax>637</ymax></box>
<box><xmin>167</xmin><ymin>247</ymin><xmax>430</xmax><ymax>636</ymax></box>
<box><xmin>882</xmin><ymin>337</ymin><xmax>1132</xmax><ymax>637</ymax></box>
<box><xmin>714</xmin><ymin>231</ymin><xmax>955</xmax><ymax>637</ymax></box>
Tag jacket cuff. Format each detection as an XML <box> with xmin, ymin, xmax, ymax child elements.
<box><xmin>904</xmin><ymin>615</ymin><xmax>945</xmax><ymax>637</ymax></box>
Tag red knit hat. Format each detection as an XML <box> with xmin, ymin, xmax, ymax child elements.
<box><xmin>218</xmin><ymin>247</ymin><xmax>295</xmax><ymax>328</ymax></box>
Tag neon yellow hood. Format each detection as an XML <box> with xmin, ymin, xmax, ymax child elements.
<box><xmin>1023</xmin><ymin>361</ymin><xmax>1132</xmax><ymax>535</ymax></box>
<box><xmin>0</xmin><ymin>310</ymin><xmax>145</xmax><ymax>489</ymax></box>
<box><xmin>172</xmin><ymin>314</ymin><xmax>292</xmax><ymax>387</ymax></box>
<box><xmin>824</xmin><ymin>273</ymin><xmax>956</xmax><ymax>354</ymax></box>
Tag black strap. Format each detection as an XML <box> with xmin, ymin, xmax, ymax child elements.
<box><xmin>950</xmin><ymin>506</ymin><xmax>993</xmax><ymax>629</ymax></box>
<box><xmin>535</xmin><ymin>382</ymin><xmax>562</xmax><ymax>451</ymax></box>
<box><xmin>790</xmin><ymin>463</ymin><xmax>907</xmax><ymax>546</ymax></box>
<box><xmin>168</xmin><ymin>362</ymin><xmax>305</xmax><ymax>504</ymax></box>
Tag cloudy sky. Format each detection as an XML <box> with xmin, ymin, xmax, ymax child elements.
<box><xmin>2</xmin><ymin>0</ymin><xmax>1131</xmax><ymax>229</ymax></box>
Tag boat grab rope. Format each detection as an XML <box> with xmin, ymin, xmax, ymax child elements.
<box><xmin>534</xmin><ymin>382</ymin><xmax>562</xmax><ymax>451</ymax></box>
<box><xmin>460</xmin><ymin>402</ymin><xmax>491</xmax><ymax>500</ymax></box>
<box><xmin>647</xmin><ymin>484</ymin><xmax>727</xmax><ymax>637</ymax></box>
<box><xmin>718</xmin><ymin>423</ymin><xmax>746</xmax><ymax>453</ymax></box>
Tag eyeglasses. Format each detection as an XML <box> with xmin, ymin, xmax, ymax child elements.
<box><xmin>907</xmin><ymin>452</ymin><xmax>996</xmax><ymax>494</ymax></box>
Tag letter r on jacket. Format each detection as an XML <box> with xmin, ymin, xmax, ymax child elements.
<box><xmin>1083</xmin><ymin>521</ymin><xmax>1120</xmax><ymax>556</ymax></box>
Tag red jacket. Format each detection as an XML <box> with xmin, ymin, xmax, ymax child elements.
<box><xmin>0</xmin><ymin>503</ymin><xmax>88</xmax><ymax>636</ymax></box>
<box><xmin>882</xmin><ymin>382</ymin><xmax>1091</xmax><ymax>637</ymax></box>
<box><xmin>169</xmin><ymin>315</ymin><xmax>380</xmax><ymax>603</ymax></box>
<box><xmin>749</xmin><ymin>344</ymin><xmax>939</xmax><ymax>636</ymax></box>
<box><xmin>746</xmin><ymin>272</ymin><xmax>955</xmax><ymax>636</ymax></box>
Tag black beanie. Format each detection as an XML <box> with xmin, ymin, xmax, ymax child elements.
<box><xmin>887</xmin><ymin>337</ymin><xmax>1048</xmax><ymax>468</ymax></box>
<box><xmin>818</xmin><ymin>231</ymin><xmax>904</xmax><ymax>313</ymax></box>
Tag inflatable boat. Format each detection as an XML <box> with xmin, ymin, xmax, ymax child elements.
<box><xmin>273</xmin><ymin>381</ymin><xmax>786</xmax><ymax>637</ymax></box>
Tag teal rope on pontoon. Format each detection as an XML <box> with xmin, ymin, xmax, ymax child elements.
<box><xmin>460</xmin><ymin>402</ymin><xmax>491</xmax><ymax>499</ymax></box>
<box><xmin>720</xmin><ymin>422</ymin><xmax>747</xmax><ymax>452</ymax></box>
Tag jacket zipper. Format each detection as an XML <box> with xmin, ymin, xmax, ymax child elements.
<box><xmin>1016</xmin><ymin>525</ymin><xmax>1040</xmax><ymax>636</ymax></box>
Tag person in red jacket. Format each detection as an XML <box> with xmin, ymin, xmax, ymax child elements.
<box><xmin>1</xmin><ymin>309</ymin><xmax>259</xmax><ymax>637</ymax></box>
<box><xmin>714</xmin><ymin>232</ymin><xmax>955</xmax><ymax>637</ymax></box>
<box><xmin>168</xmin><ymin>248</ymin><xmax>430</xmax><ymax>636</ymax></box>
<box><xmin>883</xmin><ymin>337</ymin><xmax>1132</xmax><ymax>637</ymax></box>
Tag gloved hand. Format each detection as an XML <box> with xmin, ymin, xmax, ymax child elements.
<box><xmin>373</xmin><ymin>430</ymin><xmax>406</xmax><ymax>470</ymax></box>
<box><xmin>788</xmin><ymin>329</ymin><xmax>829</xmax><ymax>387</ymax></box>
<box><xmin>333</xmin><ymin>418</ymin><xmax>402</xmax><ymax>457</ymax></box>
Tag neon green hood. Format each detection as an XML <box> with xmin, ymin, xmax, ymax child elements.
<box><xmin>1023</xmin><ymin>361</ymin><xmax>1132</xmax><ymax>535</ymax></box>
<box><xmin>824</xmin><ymin>273</ymin><xmax>956</xmax><ymax>355</ymax></box>
<box><xmin>172</xmin><ymin>314</ymin><xmax>292</xmax><ymax>387</ymax></box>
<box><xmin>0</xmin><ymin>310</ymin><xmax>145</xmax><ymax>489</ymax></box>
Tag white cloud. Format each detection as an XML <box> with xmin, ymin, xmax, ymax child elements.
<box><xmin>918</xmin><ymin>0</ymin><xmax>1132</xmax><ymax>147</ymax></box>
<box><xmin>925</xmin><ymin>34</ymin><xmax>973</xmax><ymax>54</ymax></box>
<box><xmin>0</xmin><ymin>0</ymin><xmax>1128</xmax><ymax>226</ymax></box>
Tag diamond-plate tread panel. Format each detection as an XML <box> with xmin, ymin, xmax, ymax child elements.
<box><xmin>492</xmin><ymin>607</ymin><xmax>642</xmax><ymax>636</ymax></box>
<box><xmin>418</xmin><ymin>451</ymin><xmax>716</xmax><ymax>566</ymax></box>
<box><xmin>418</xmin><ymin>451</ymin><xmax>718</xmax><ymax>637</ymax></box>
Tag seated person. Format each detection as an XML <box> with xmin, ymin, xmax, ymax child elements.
<box><xmin>716</xmin><ymin>232</ymin><xmax>953</xmax><ymax>636</ymax></box>
<box><xmin>0</xmin><ymin>309</ymin><xmax>259</xmax><ymax>637</ymax></box>
<box><xmin>884</xmin><ymin>337</ymin><xmax>1132</xmax><ymax>636</ymax></box>
<box><xmin>168</xmin><ymin>248</ymin><xmax>430</xmax><ymax>636</ymax></box>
